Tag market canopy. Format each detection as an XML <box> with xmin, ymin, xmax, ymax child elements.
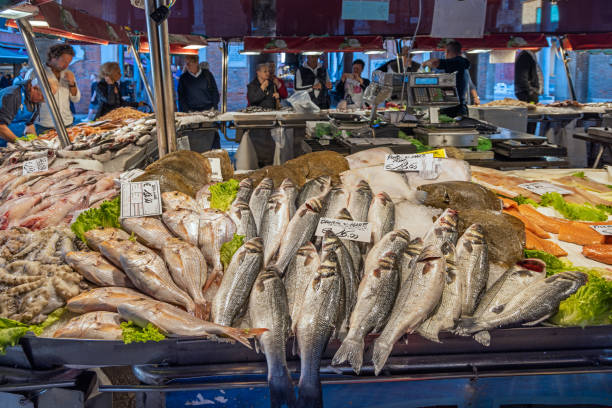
<box><xmin>412</xmin><ymin>34</ymin><xmax>549</xmax><ymax>52</ymax></box>
<box><xmin>138</xmin><ymin>34</ymin><xmax>208</xmax><ymax>55</ymax></box>
<box><xmin>562</xmin><ymin>33</ymin><xmax>612</xmax><ymax>50</ymax></box>
<box><xmin>242</xmin><ymin>36</ymin><xmax>384</xmax><ymax>54</ymax></box>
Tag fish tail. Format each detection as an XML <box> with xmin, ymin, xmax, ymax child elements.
<box><xmin>332</xmin><ymin>336</ymin><xmax>365</xmax><ymax>374</ymax></box>
<box><xmin>269</xmin><ymin>368</ymin><xmax>297</xmax><ymax>408</ymax></box>
<box><xmin>371</xmin><ymin>339</ymin><xmax>393</xmax><ymax>376</ymax></box>
<box><xmin>454</xmin><ymin>317</ymin><xmax>481</xmax><ymax>336</ymax></box>
<box><xmin>296</xmin><ymin>376</ymin><xmax>322</xmax><ymax>408</ymax></box>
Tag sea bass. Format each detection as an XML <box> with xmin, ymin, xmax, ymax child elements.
<box><xmin>228</xmin><ymin>200</ymin><xmax>257</xmax><ymax>241</ymax></box>
<box><xmin>117</xmin><ymin>298</ymin><xmax>264</xmax><ymax>348</ymax></box>
<box><xmin>162</xmin><ymin>238</ymin><xmax>209</xmax><ymax>320</ymax></box>
<box><xmin>347</xmin><ymin>180</ymin><xmax>373</xmax><ymax>223</ymax></box>
<box><xmin>278</xmin><ymin>178</ymin><xmax>298</xmax><ymax>219</ymax></box>
<box><xmin>162</xmin><ymin>190</ymin><xmax>201</xmax><ymax>212</ymax></box>
<box><xmin>261</xmin><ymin>192</ymin><xmax>292</xmax><ymax>266</ymax></box>
<box><xmin>53</xmin><ymin>311</ymin><xmax>123</xmax><ymax>340</ymax></box>
<box><xmin>83</xmin><ymin>227</ymin><xmax>130</xmax><ymax>252</ymax></box>
<box><xmin>363</xmin><ymin>229</ymin><xmax>411</xmax><ymax>278</ymax></box>
<box><xmin>372</xmin><ymin>246</ymin><xmax>446</xmax><ymax>375</ymax></box>
<box><xmin>248</xmin><ymin>268</ymin><xmax>296</xmax><ymax>408</ymax></box>
<box><xmin>322</xmin><ymin>185</ymin><xmax>349</xmax><ymax>220</ymax></box>
<box><xmin>235</xmin><ymin>178</ymin><xmax>254</xmax><ymax>204</ymax></box>
<box><xmin>295</xmin><ymin>252</ymin><xmax>344</xmax><ymax>408</ymax></box>
<box><xmin>249</xmin><ymin>178</ymin><xmax>274</xmax><ymax>234</ymax></box>
<box><xmin>212</xmin><ymin>238</ymin><xmax>264</xmax><ymax>326</ymax></box>
<box><xmin>66</xmin><ymin>286</ymin><xmax>153</xmax><ymax>314</ymax></box>
<box><xmin>456</xmin><ymin>224</ymin><xmax>489</xmax><ymax>317</ymax></box>
<box><xmin>332</xmin><ymin>254</ymin><xmax>398</xmax><ymax>374</ymax></box>
<box><xmin>336</xmin><ymin>209</ymin><xmax>363</xmax><ymax>279</ymax></box>
<box><xmin>120</xmin><ymin>217</ymin><xmax>173</xmax><ymax>251</ymax></box>
<box><xmin>65</xmin><ymin>251</ymin><xmax>133</xmax><ymax>288</ymax></box>
<box><xmin>423</xmin><ymin>208</ymin><xmax>459</xmax><ymax>248</ymax></box>
<box><xmin>162</xmin><ymin>209</ymin><xmax>200</xmax><ymax>246</ymax></box>
<box><xmin>368</xmin><ymin>192</ymin><xmax>395</xmax><ymax>244</ymax></box>
<box><xmin>284</xmin><ymin>243</ymin><xmax>320</xmax><ymax>333</ymax></box>
<box><xmin>297</xmin><ymin>176</ymin><xmax>331</xmax><ymax>208</ymax></box>
<box><xmin>198</xmin><ymin>209</ymin><xmax>237</xmax><ymax>289</ymax></box>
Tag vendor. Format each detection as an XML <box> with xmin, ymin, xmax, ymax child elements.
<box><xmin>247</xmin><ymin>63</ymin><xmax>279</xmax><ymax>109</ymax></box>
<box><xmin>94</xmin><ymin>62</ymin><xmax>145</xmax><ymax>120</ymax></box>
<box><xmin>377</xmin><ymin>46</ymin><xmax>420</xmax><ymax>74</ymax></box>
<box><xmin>268</xmin><ymin>61</ymin><xmax>288</xmax><ymax>100</ymax></box>
<box><xmin>514</xmin><ymin>50</ymin><xmax>542</xmax><ymax>104</ymax></box>
<box><xmin>36</xmin><ymin>44</ymin><xmax>80</xmax><ymax>134</ymax></box>
<box><xmin>178</xmin><ymin>55</ymin><xmax>220</xmax><ymax>112</ymax></box>
<box><xmin>423</xmin><ymin>41</ymin><xmax>470</xmax><ymax>117</ymax></box>
<box><xmin>335</xmin><ymin>59</ymin><xmax>370</xmax><ymax>108</ymax></box>
<box><xmin>0</xmin><ymin>79</ymin><xmax>44</xmax><ymax>145</ymax></box>
<box><xmin>295</xmin><ymin>55</ymin><xmax>331</xmax><ymax>109</ymax></box>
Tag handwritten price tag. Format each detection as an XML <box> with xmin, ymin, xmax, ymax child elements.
<box><xmin>120</xmin><ymin>180</ymin><xmax>162</xmax><ymax>218</ymax></box>
<box><xmin>518</xmin><ymin>182</ymin><xmax>572</xmax><ymax>196</ymax></box>
<box><xmin>22</xmin><ymin>156</ymin><xmax>48</xmax><ymax>175</ymax></box>
<box><xmin>384</xmin><ymin>154</ymin><xmax>433</xmax><ymax>172</ymax></box>
<box><xmin>591</xmin><ymin>225</ymin><xmax>612</xmax><ymax>236</ymax></box>
<box><xmin>208</xmin><ymin>158</ymin><xmax>223</xmax><ymax>182</ymax></box>
<box><xmin>315</xmin><ymin>218</ymin><xmax>372</xmax><ymax>243</ymax></box>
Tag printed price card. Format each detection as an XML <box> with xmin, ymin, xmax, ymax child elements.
<box><xmin>120</xmin><ymin>180</ymin><xmax>162</xmax><ymax>218</ymax></box>
<box><xmin>315</xmin><ymin>217</ymin><xmax>372</xmax><ymax>243</ymax></box>
<box><xmin>518</xmin><ymin>182</ymin><xmax>572</xmax><ymax>196</ymax></box>
<box><xmin>22</xmin><ymin>156</ymin><xmax>48</xmax><ymax>175</ymax></box>
<box><xmin>590</xmin><ymin>225</ymin><xmax>612</xmax><ymax>236</ymax></box>
<box><xmin>208</xmin><ymin>158</ymin><xmax>223</xmax><ymax>182</ymax></box>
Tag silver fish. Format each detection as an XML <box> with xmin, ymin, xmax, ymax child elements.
<box><xmin>212</xmin><ymin>238</ymin><xmax>264</xmax><ymax>326</ymax></box>
<box><xmin>297</xmin><ymin>176</ymin><xmax>331</xmax><ymax>208</ymax></box>
<box><xmin>235</xmin><ymin>178</ymin><xmax>254</xmax><ymax>204</ymax></box>
<box><xmin>98</xmin><ymin>238</ymin><xmax>142</xmax><ymax>268</ymax></box>
<box><xmin>66</xmin><ymin>286</ymin><xmax>153</xmax><ymax>314</ymax></box>
<box><xmin>117</xmin><ymin>241</ymin><xmax>196</xmax><ymax>314</ymax></box>
<box><xmin>83</xmin><ymin>227</ymin><xmax>130</xmax><ymax>252</ymax></box>
<box><xmin>117</xmin><ymin>298</ymin><xmax>263</xmax><ymax>348</ymax></box>
<box><xmin>347</xmin><ymin>180</ymin><xmax>373</xmax><ymax>223</ymax></box>
<box><xmin>198</xmin><ymin>209</ymin><xmax>237</xmax><ymax>289</ymax></box>
<box><xmin>473</xmin><ymin>259</ymin><xmax>547</xmax><ymax>320</ymax></box>
<box><xmin>423</xmin><ymin>208</ymin><xmax>459</xmax><ymax>248</ymax></box>
<box><xmin>322</xmin><ymin>185</ymin><xmax>349</xmax><ymax>219</ymax></box>
<box><xmin>336</xmin><ymin>208</ymin><xmax>363</xmax><ymax>279</ymax></box>
<box><xmin>248</xmin><ymin>268</ymin><xmax>296</xmax><ymax>408</ymax></box>
<box><xmin>162</xmin><ymin>209</ymin><xmax>200</xmax><ymax>246</ymax></box>
<box><xmin>372</xmin><ymin>245</ymin><xmax>446</xmax><ymax>375</ymax></box>
<box><xmin>249</xmin><ymin>177</ymin><xmax>274</xmax><ymax>234</ymax></box>
<box><xmin>295</xmin><ymin>252</ymin><xmax>344</xmax><ymax>408</ymax></box>
<box><xmin>65</xmin><ymin>251</ymin><xmax>133</xmax><ymax>288</ymax></box>
<box><xmin>272</xmin><ymin>197</ymin><xmax>323</xmax><ymax>275</ymax></box>
<box><xmin>399</xmin><ymin>238</ymin><xmax>424</xmax><ymax>286</ymax></box>
<box><xmin>456</xmin><ymin>224</ymin><xmax>489</xmax><ymax>317</ymax></box>
<box><xmin>284</xmin><ymin>243</ymin><xmax>320</xmax><ymax>333</ymax></box>
<box><xmin>321</xmin><ymin>230</ymin><xmax>359</xmax><ymax>336</ymax></box>
<box><xmin>162</xmin><ymin>190</ymin><xmax>201</xmax><ymax>212</ymax></box>
<box><xmin>332</xmin><ymin>254</ymin><xmax>398</xmax><ymax>374</ymax></box>
<box><xmin>363</xmin><ymin>229</ymin><xmax>411</xmax><ymax>278</ymax></box>
<box><xmin>368</xmin><ymin>192</ymin><xmax>395</xmax><ymax>244</ymax></box>
<box><xmin>417</xmin><ymin>242</ymin><xmax>463</xmax><ymax>343</ymax></box>
<box><xmin>162</xmin><ymin>238</ymin><xmax>209</xmax><ymax>320</ymax></box>
<box><xmin>455</xmin><ymin>271</ymin><xmax>587</xmax><ymax>346</ymax></box>
<box><xmin>228</xmin><ymin>200</ymin><xmax>257</xmax><ymax>241</ymax></box>
<box><xmin>53</xmin><ymin>311</ymin><xmax>123</xmax><ymax>340</ymax></box>
<box><xmin>261</xmin><ymin>192</ymin><xmax>292</xmax><ymax>266</ymax></box>
<box><xmin>278</xmin><ymin>178</ymin><xmax>298</xmax><ymax>219</ymax></box>
<box><xmin>120</xmin><ymin>217</ymin><xmax>173</xmax><ymax>251</ymax></box>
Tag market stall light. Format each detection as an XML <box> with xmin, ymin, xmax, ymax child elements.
<box><xmin>28</xmin><ymin>20</ymin><xmax>49</xmax><ymax>28</ymax></box>
<box><xmin>365</xmin><ymin>49</ymin><xmax>386</xmax><ymax>55</ymax></box>
<box><xmin>0</xmin><ymin>8</ymin><xmax>33</xmax><ymax>19</ymax></box>
<box><xmin>183</xmin><ymin>44</ymin><xmax>206</xmax><ymax>50</ymax></box>
<box><xmin>467</xmin><ymin>49</ymin><xmax>492</xmax><ymax>54</ymax></box>
<box><xmin>239</xmin><ymin>50</ymin><xmax>261</xmax><ymax>55</ymax></box>
<box><xmin>302</xmin><ymin>51</ymin><xmax>323</xmax><ymax>56</ymax></box>
<box><xmin>410</xmin><ymin>50</ymin><xmax>428</xmax><ymax>54</ymax></box>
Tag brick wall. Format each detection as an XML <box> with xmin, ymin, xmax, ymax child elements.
<box><xmin>204</xmin><ymin>44</ymin><xmax>250</xmax><ymax>112</ymax></box>
<box><xmin>70</xmin><ymin>45</ymin><xmax>102</xmax><ymax>114</ymax></box>
<box><xmin>587</xmin><ymin>53</ymin><xmax>612</xmax><ymax>102</ymax></box>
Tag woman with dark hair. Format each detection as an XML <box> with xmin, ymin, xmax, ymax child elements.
<box><xmin>94</xmin><ymin>62</ymin><xmax>144</xmax><ymax>119</ymax></box>
<box><xmin>335</xmin><ymin>58</ymin><xmax>370</xmax><ymax>108</ymax></box>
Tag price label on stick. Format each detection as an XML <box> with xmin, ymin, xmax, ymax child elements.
<box><xmin>315</xmin><ymin>218</ymin><xmax>372</xmax><ymax>243</ymax></box>
<box><xmin>120</xmin><ymin>180</ymin><xmax>162</xmax><ymax>218</ymax></box>
<box><xmin>384</xmin><ymin>154</ymin><xmax>432</xmax><ymax>172</ymax></box>
<box><xmin>22</xmin><ymin>156</ymin><xmax>48</xmax><ymax>175</ymax></box>
<box><xmin>518</xmin><ymin>182</ymin><xmax>572</xmax><ymax>196</ymax></box>
<box><xmin>591</xmin><ymin>225</ymin><xmax>612</xmax><ymax>236</ymax></box>
<box><xmin>208</xmin><ymin>158</ymin><xmax>223</xmax><ymax>182</ymax></box>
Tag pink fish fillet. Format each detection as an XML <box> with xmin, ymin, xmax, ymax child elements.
<box><xmin>0</xmin><ymin>195</ymin><xmax>43</xmax><ymax>229</ymax></box>
<box><xmin>19</xmin><ymin>187</ymin><xmax>92</xmax><ymax>230</ymax></box>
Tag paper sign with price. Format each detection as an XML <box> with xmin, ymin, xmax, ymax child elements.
<box><xmin>315</xmin><ymin>218</ymin><xmax>372</xmax><ymax>243</ymax></box>
<box><xmin>590</xmin><ymin>225</ymin><xmax>612</xmax><ymax>236</ymax></box>
<box><xmin>208</xmin><ymin>158</ymin><xmax>223</xmax><ymax>182</ymax></box>
<box><xmin>120</xmin><ymin>180</ymin><xmax>162</xmax><ymax>218</ymax></box>
<box><xmin>518</xmin><ymin>182</ymin><xmax>572</xmax><ymax>196</ymax></box>
<box><xmin>22</xmin><ymin>156</ymin><xmax>48</xmax><ymax>175</ymax></box>
<box><xmin>384</xmin><ymin>154</ymin><xmax>433</xmax><ymax>172</ymax></box>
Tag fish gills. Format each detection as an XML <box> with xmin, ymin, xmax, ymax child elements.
<box><xmin>347</xmin><ymin>180</ymin><xmax>373</xmax><ymax>223</ymax></box>
<box><xmin>456</xmin><ymin>224</ymin><xmax>489</xmax><ymax>317</ymax></box>
<box><xmin>261</xmin><ymin>192</ymin><xmax>292</xmax><ymax>267</ymax></box>
<box><xmin>249</xmin><ymin>178</ymin><xmax>274</xmax><ymax>234</ymax></box>
<box><xmin>65</xmin><ymin>251</ymin><xmax>133</xmax><ymax>288</ymax></box>
<box><xmin>399</xmin><ymin>238</ymin><xmax>424</xmax><ymax>287</ymax></box>
<box><xmin>279</xmin><ymin>178</ymin><xmax>298</xmax><ymax>219</ymax></box>
<box><xmin>285</xmin><ymin>243</ymin><xmax>320</xmax><ymax>333</ymax></box>
<box><xmin>235</xmin><ymin>178</ymin><xmax>254</xmax><ymax>203</ymax></box>
<box><xmin>368</xmin><ymin>192</ymin><xmax>395</xmax><ymax>244</ymax></box>
<box><xmin>423</xmin><ymin>208</ymin><xmax>459</xmax><ymax>248</ymax></box>
<box><xmin>249</xmin><ymin>268</ymin><xmax>296</xmax><ymax>408</ymax></box>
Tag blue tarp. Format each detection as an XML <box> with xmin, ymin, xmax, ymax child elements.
<box><xmin>0</xmin><ymin>46</ymin><xmax>27</xmax><ymax>64</ymax></box>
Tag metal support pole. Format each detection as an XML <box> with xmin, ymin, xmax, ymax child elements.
<box><xmin>17</xmin><ymin>19</ymin><xmax>70</xmax><ymax>148</ymax></box>
<box><xmin>221</xmin><ymin>40</ymin><xmax>228</xmax><ymax>113</ymax></box>
<box><xmin>156</xmin><ymin>0</ymin><xmax>177</xmax><ymax>154</ymax></box>
<box><xmin>144</xmin><ymin>0</ymin><xmax>168</xmax><ymax>157</ymax></box>
<box><xmin>129</xmin><ymin>40</ymin><xmax>155</xmax><ymax>111</ymax></box>
<box><xmin>558</xmin><ymin>37</ymin><xmax>577</xmax><ymax>101</ymax></box>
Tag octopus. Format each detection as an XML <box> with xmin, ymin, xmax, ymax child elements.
<box><xmin>0</xmin><ymin>227</ymin><xmax>89</xmax><ymax>324</ymax></box>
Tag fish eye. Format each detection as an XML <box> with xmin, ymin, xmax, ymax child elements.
<box><xmin>443</xmin><ymin>192</ymin><xmax>450</xmax><ymax>204</ymax></box>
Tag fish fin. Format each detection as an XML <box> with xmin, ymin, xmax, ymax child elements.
<box><xmin>193</xmin><ymin>303</ymin><xmax>208</xmax><ymax>321</ymax></box>
<box><xmin>332</xmin><ymin>337</ymin><xmax>365</xmax><ymax>374</ymax></box>
<box><xmin>491</xmin><ymin>304</ymin><xmax>505</xmax><ymax>314</ymax></box>
<box><xmin>473</xmin><ymin>331</ymin><xmax>491</xmax><ymax>346</ymax></box>
<box><xmin>269</xmin><ymin>367</ymin><xmax>297</xmax><ymax>408</ymax></box>
<box><xmin>222</xmin><ymin>327</ymin><xmax>267</xmax><ymax>349</ymax></box>
<box><xmin>522</xmin><ymin>313</ymin><xmax>554</xmax><ymax>327</ymax></box>
<box><xmin>371</xmin><ymin>340</ymin><xmax>393</xmax><ymax>376</ymax></box>
<box><xmin>453</xmin><ymin>317</ymin><xmax>480</xmax><ymax>336</ymax></box>
<box><xmin>416</xmin><ymin>327</ymin><xmax>441</xmax><ymax>343</ymax></box>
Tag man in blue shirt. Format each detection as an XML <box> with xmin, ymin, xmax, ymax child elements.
<box><xmin>0</xmin><ymin>79</ymin><xmax>44</xmax><ymax>145</ymax></box>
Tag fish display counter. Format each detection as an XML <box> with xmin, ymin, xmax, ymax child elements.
<box><xmin>0</xmin><ymin>147</ymin><xmax>610</xmax><ymax>407</ymax></box>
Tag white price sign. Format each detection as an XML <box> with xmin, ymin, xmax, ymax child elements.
<box><xmin>315</xmin><ymin>217</ymin><xmax>372</xmax><ymax>243</ymax></box>
<box><xmin>115</xmin><ymin>169</ymin><xmax>145</xmax><ymax>187</ymax></box>
<box><xmin>384</xmin><ymin>154</ymin><xmax>432</xmax><ymax>172</ymax></box>
<box><xmin>22</xmin><ymin>156</ymin><xmax>48</xmax><ymax>175</ymax></box>
<box><xmin>518</xmin><ymin>182</ymin><xmax>572</xmax><ymax>196</ymax></box>
<box><xmin>120</xmin><ymin>180</ymin><xmax>162</xmax><ymax>218</ymax></box>
<box><xmin>590</xmin><ymin>225</ymin><xmax>612</xmax><ymax>236</ymax></box>
<box><xmin>208</xmin><ymin>158</ymin><xmax>223</xmax><ymax>182</ymax></box>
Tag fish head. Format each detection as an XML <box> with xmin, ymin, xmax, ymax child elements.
<box><xmin>373</xmin><ymin>254</ymin><xmax>396</xmax><ymax>278</ymax></box>
<box><xmin>552</xmin><ymin>271</ymin><xmax>588</xmax><ymax>296</ymax></box>
<box><xmin>304</xmin><ymin>197</ymin><xmax>323</xmax><ymax>214</ymax></box>
<box><xmin>322</xmin><ymin>230</ymin><xmax>341</xmax><ymax>251</ymax></box>
<box><xmin>355</xmin><ymin>180</ymin><xmax>372</xmax><ymax>196</ymax></box>
<box><xmin>279</xmin><ymin>178</ymin><xmax>296</xmax><ymax>192</ymax></box>
<box><xmin>391</xmin><ymin>229</ymin><xmax>411</xmax><ymax>244</ymax></box>
<box><xmin>116</xmin><ymin>300</ymin><xmax>152</xmax><ymax>328</ymax></box>
<box><xmin>256</xmin><ymin>178</ymin><xmax>274</xmax><ymax>191</ymax></box>
<box><xmin>315</xmin><ymin>175</ymin><xmax>332</xmax><ymax>188</ymax></box>
<box><xmin>516</xmin><ymin>258</ymin><xmax>547</xmax><ymax>275</ymax></box>
<box><xmin>438</xmin><ymin>209</ymin><xmax>459</xmax><ymax>228</ymax></box>
<box><xmin>417</xmin><ymin>245</ymin><xmax>444</xmax><ymax>263</ymax></box>
<box><xmin>336</xmin><ymin>208</ymin><xmax>353</xmax><ymax>221</ymax></box>
<box><xmin>119</xmin><ymin>244</ymin><xmax>155</xmax><ymax>267</ymax></box>
<box><xmin>440</xmin><ymin>241</ymin><xmax>456</xmax><ymax>264</ymax></box>
<box><xmin>463</xmin><ymin>224</ymin><xmax>486</xmax><ymax>244</ymax></box>
<box><xmin>244</xmin><ymin>237</ymin><xmax>264</xmax><ymax>254</ymax></box>
<box><xmin>254</xmin><ymin>267</ymin><xmax>280</xmax><ymax>292</ymax></box>
<box><xmin>84</xmin><ymin>227</ymin><xmax>129</xmax><ymax>245</ymax></box>
<box><xmin>375</xmin><ymin>192</ymin><xmax>393</xmax><ymax>206</ymax></box>
<box><xmin>239</xmin><ymin>178</ymin><xmax>254</xmax><ymax>190</ymax></box>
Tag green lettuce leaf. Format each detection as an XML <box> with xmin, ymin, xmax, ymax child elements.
<box><xmin>540</xmin><ymin>192</ymin><xmax>607</xmax><ymax>222</ymax></box>
<box><xmin>477</xmin><ymin>136</ymin><xmax>492</xmax><ymax>151</ymax></box>
<box><xmin>120</xmin><ymin>321</ymin><xmax>165</xmax><ymax>344</ymax></box>
<box><xmin>220</xmin><ymin>234</ymin><xmax>245</xmax><ymax>270</ymax></box>
<box><xmin>209</xmin><ymin>179</ymin><xmax>240</xmax><ymax>212</ymax></box>
<box><xmin>71</xmin><ymin>197</ymin><xmax>120</xmax><ymax>243</ymax></box>
<box><xmin>571</xmin><ymin>171</ymin><xmax>585</xmax><ymax>178</ymax></box>
<box><xmin>524</xmin><ymin>249</ymin><xmax>565</xmax><ymax>271</ymax></box>
<box><xmin>511</xmin><ymin>195</ymin><xmax>539</xmax><ymax>207</ymax></box>
<box><xmin>0</xmin><ymin>308</ymin><xmax>66</xmax><ymax>354</ymax></box>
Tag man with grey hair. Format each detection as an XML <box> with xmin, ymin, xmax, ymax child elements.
<box><xmin>0</xmin><ymin>75</ymin><xmax>44</xmax><ymax>144</ymax></box>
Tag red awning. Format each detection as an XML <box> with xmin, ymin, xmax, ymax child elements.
<box><xmin>7</xmin><ymin>1</ymin><xmax>130</xmax><ymax>45</ymax></box>
<box><xmin>139</xmin><ymin>34</ymin><xmax>208</xmax><ymax>55</ymax></box>
<box><xmin>243</xmin><ymin>36</ymin><xmax>384</xmax><ymax>53</ymax></box>
<box><xmin>563</xmin><ymin>33</ymin><xmax>612</xmax><ymax>50</ymax></box>
<box><xmin>412</xmin><ymin>34</ymin><xmax>548</xmax><ymax>51</ymax></box>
